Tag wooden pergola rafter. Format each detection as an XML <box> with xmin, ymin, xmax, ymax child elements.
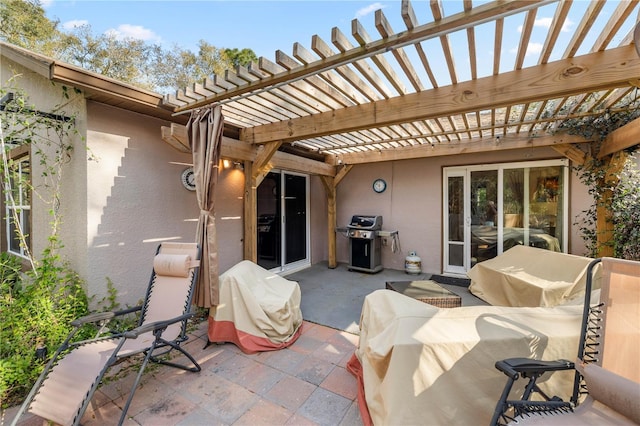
<box><xmin>164</xmin><ymin>0</ymin><xmax>640</xmax><ymax>164</ymax></box>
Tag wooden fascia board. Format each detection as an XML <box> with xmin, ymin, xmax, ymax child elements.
<box><xmin>335</xmin><ymin>132</ymin><xmax>590</xmax><ymax>165</ymax></box>
<box><xmin>0</xmin><ymin>43</ymin><xmax>52</xmax><ymax>78</ymax></box>
<box><xmin>51</xmin><ymin>62</ymin><xmax>165</xmax><ymax>108</ymax></box>
<box><xmin>242</xmin><ymin>45</ymin><xmax>640</xmax><ymax>144</ymax></box>
<box><xmin>598</xmin><ymin>116</ymin><xmax>640</xmax><ymax>158</ymax></box>
<box><xmin>162</xmin><ymin>125</ymin><xmax>335</xmax><ymax>176</ymax></box>
<box><xmin>172</xmin><ymin>0</ymin><xmax>550</xmax><ymax>113</ymax></box>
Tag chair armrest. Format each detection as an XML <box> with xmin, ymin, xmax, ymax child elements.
<box><xmin>123</xmin><ymin>313</ymin><xmax>194</xmax><ymax>339</ymax></box>
<box><xmin>71</xmin><ymin>311</ymin><xmax>115</xmax><ymax>327</ymax></box>
<box><xmin>496</xmin><ymin>357</ymin><xmax>574</xmax><ymax>379</ymax></box>
<box><xmin>113</xmin><ymin>305</ymin><xmax>143</xmax><ymax>316</ymax></box>
<box><xmin>70</xmin><ymin>306</ymin><xmax>142</xmax><ymax>327</ymax></box>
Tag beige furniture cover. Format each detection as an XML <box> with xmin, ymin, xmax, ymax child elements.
<box><xmin>208</xmin><ymin>260</ymin><xmax>303</xmax><ymax>354</ymax></box>
<box><xmin>468</xmin><ymin>245</ymin><xmax>595</xmax><ymax>307</ymax></box>
<box><xmin>347</xmin><ymin>289</ymin><xmax>586</xmax><ymax>426</ymax></box>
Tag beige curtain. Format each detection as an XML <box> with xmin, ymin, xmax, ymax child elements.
<box><xmin>187</xmin><ymin>105</ymin><xmax>223</xmax><ymax>307</ymax></box>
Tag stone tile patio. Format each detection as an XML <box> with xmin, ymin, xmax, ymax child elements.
<box><xmin>5</xmin><ymin>320</ymin><xmax>361</xmax><ymax>426</ymax></box>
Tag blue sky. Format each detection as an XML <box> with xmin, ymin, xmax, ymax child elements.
<box><xmin>42</xmin><ymin>1</ymin><xmax>636</xmax><ymax>86</ymax></box>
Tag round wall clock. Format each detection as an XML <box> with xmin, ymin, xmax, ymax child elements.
<box><xmin>373</xmin><ymin>178</ymin><xmax>387</xmax><ymax>193</ymax></box>
<box><xmin>181</xmin><ymin>167</ymin><xmax>196</xmax><ymax>191</ymax></box>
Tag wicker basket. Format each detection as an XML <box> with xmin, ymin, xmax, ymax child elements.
<box><xmin>385</xmin><ymin>280</ymin><xmax>462</xmax><ymax>308</ymax></box>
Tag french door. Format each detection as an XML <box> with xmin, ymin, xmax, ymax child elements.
<box><xmin>443</xmin><ymin>159</ymin><xmax>569</xmax><ymax>275</ymax></box>
<box><xmin>257</xmin><ymin>170</ymin><xmax>310</xmax><ymax>273</ymax></box>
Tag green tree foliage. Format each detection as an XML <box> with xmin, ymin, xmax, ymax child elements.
<box><xmin>152</xmin><ymin>40</ymin><xmax>233</xmax><ymax>92</ymax></box>
<box><xmin>0</xmin><ymin>0</ymin><xmax>257</xmax><ymax>93</ymax></box>
<box><xmin>224</xmin><ymin>47</ymin><xmax>258</xmax><ymax>68</ymax></box>
<box><xmin>58</xmin><ymin>24</ymin><xmax>160</xmax><ymax>90</ymax></box>
<box><xmin>0</xmin><ymin>0</ymin><xmax>62</xmax><ymax>56</ymax></box>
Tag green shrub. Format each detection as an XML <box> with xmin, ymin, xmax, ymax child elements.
<box><xmin>0</xmin><ymin>249</ymin><xmax>90</xmax><ymax>408</ymax></box>
<box><xmin>611</xmin><ymin>154</ymin><xmax>640</xmax><ymax>260</ymax></box>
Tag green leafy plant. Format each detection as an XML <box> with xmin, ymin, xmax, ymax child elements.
<box><xmin>0</xmin><ymin>80</ymin><xmax>91</xmax><ymax>407</ymax></box>
<box><xmin>562</xmin><ymin>97</ymin><xmax>640</xmax><ymax>259</ymax></box>
<box><xmin>0</xmin><ymin>250</ymin><xmax>90</xmax><ymax>407</ymax></box>
<box><xmin>611</xmin><ymin>154</ymin><xmax>640</xmax><ymax>260</ymax></box>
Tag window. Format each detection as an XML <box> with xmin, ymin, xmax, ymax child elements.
<box><xmin>444</xmin><ymin>159</ymin><xmax>569</xmax><ymax>274</ymax></box>
<box><xmin>5</xmin><ymin>154</ymin><xmax>30</xmax><ymax>258</ymax></box>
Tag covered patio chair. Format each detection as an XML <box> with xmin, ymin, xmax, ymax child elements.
<box><xmin>11</xmin><ymin>242</ymin><xmax>201</xmax><ymax>426</ymax></box>
<box><xmin>207</xmin><ymin>260</ymin><xmax>303</xmax><ymax>354</ymax></box>
<box><xmin>491</xmin><ymin>257</ymin><xmax>640</xmax><ymax>425</ymax></box>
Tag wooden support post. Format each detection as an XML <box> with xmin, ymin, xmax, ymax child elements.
<box><xmin>320</xmin><ymin>176</ymin><xmax>337</xmax><ymax>268</ymax></box>
<box><xmin>596</xmin><ymin>151</ymin><xmax>626</xmax><ymax>257</ymax></box>
<box><xmin>244</xmin><ymin>142</ymin><xmax>281</xmax><ymax>262</ymax></box>
<box><xmin>243</xmin><ymin>160</ymin><xmax>257</xmax><ymax>262</ymax></box>
<box><xmin>320</xmin><ymin>165</ymin><xmax>352</xmax><ymax>269</ymax></box>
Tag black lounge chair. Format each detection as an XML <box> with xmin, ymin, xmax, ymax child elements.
<box><xmin>491</xmin><ymin>257</ymin><xmax>640</xmax><ymax>425</ymax></box>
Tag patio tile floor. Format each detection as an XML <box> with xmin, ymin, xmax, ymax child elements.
<box><xmin>5</xmin><ymin>320</ymin><xmax>362</xmax><ymax>426</ymax></box>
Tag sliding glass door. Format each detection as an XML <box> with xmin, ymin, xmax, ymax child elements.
<box><xmin>257</xmin><ymin>170</ymin><xmax>310</xmax><ymax>272</ymax></box>
<box><xmin>443</xmin><ymin>159</ymin><xmax>569</xmax><ymax>274</ymax></box>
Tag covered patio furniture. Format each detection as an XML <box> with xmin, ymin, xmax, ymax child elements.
<box><xmin>11</xmin><ymin>242</ymin><xmax>201</xmax><ymax>426</ymax></box>
<box><xmin>207</xmin><ymin>260</ymin><xmax>303</xmax><ymax>354</ymax></box>
<box><xmin>347</xmin><ymin>287</ymin><xmax>594</xmax><ymax>425</ymax></box>
<box><xmin>468</xmin><ymin>245</ymin><xmax>596</xmax><ymax>307</ymax></box>
<box><xmin>491</xmin><ymin>257</ymin><xmax>640</xmax><ymax>425</ymax></box>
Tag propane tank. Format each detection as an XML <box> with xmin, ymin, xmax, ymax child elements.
<box><xmin>405</xmin><ymin>251</ymin><xmax>422</xmax><ymax>275</ymax></box>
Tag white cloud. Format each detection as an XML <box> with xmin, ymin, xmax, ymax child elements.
<box><xmin>39</xmin><ymin>0</ymin><xmax>53</xmax><ymax>8</ymax></box>
<box><xmin>510</xmin><ymin>42</ymin><xmax>543</xmax><ymax>56</ymax></box>
<box><xmin>355</xmin><ymin>2</ymin><xmax>386</xmax><ymax>19</ymax></box>
<box><xmin>518</xmin><ymin>17</ymin><xmax>573</xmax><ymax>33</ymax></box>
<box><xmin>527</xmin><ymin>42</ymin><xmax>543</xmax><ymax>55</ymax></box>
<box><xmin>534</xmin><ymin>17</ymin><xmax>553</xmax><ymax>29</ymax></box>
<box><xmin>104</xmin><ymin>24</ymin><xmax>161</xmax><ymax>43</ymax></box>
<box><xmin>560</xmin><ymin>18</ymin><xmax>574</xmax><ymax>32</ymax></box>
<box><xmin>62</xmin><ymin>20</ymin><xmax>89</xmax><ymax>30</ymax></box>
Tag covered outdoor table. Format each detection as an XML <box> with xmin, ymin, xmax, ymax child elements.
<box><xmin>468</xmin><ymin>245</ymin><xmax>595</xmax><ymax>307</ymax></box>
<box><xmin>208</xmin><ymin>260</ymin><xmax>303</xmax><ymax>354</ymax></box>
<box><xmin>348</xmin><ymin>289</ymin><xmax>587</xmax><ymax>426</ymax></box>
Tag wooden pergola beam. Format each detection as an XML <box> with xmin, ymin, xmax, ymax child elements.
<box><xmin>242</xmin><ymin>46</ymin><xmax>640</xmax><ymax>145</ymax></box>
<box><xmin>598</xmin><ymin>115</ymin><xmax>640</xmax><ymax>158</ymax></box>
<box><xmin>161</xmin><ymin>124</ymin><xmax>335</xmax><ymax>176</ymax></box>
<box><xmin>336</xmin><ymin>132</ymin><xmax>590</xmax><ymax>165</ymax></box>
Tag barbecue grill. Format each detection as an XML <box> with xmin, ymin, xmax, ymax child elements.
<box><xmin>347</xmin><ymin>215</ymin><xmax>383</xmax><ymax>273</ymax></box>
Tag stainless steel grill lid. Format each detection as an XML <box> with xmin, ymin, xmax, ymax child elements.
<box><xmin>348</xmin><ymin>215</ymin><xmax>383</xmax><ymax>230</ymax></box>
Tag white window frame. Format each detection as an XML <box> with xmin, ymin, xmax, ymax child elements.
<box><xmin>5</xmin><ymin>154</ymin><xmax>31</xmax><ymax>258</ymax></box>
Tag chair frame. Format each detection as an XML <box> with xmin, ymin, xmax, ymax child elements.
<box><xmin>12</xmin><ymin>243</ymin><xmax>202</xmax><ymax>426</ymax></box>
<box><xmin>490</xmin><ymin>258</ymin><xmax>603</xmax><ymax>426</ymax></box>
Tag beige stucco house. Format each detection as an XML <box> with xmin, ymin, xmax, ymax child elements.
<box><xmin>0</xmin><ymin>42</ymin><xmax>239</xmax><ymax>305</ymax></box>
<box><xmin>2</xmin><ymin>0</ymin><xmax>639</xmax><ymax>309</ymax></box>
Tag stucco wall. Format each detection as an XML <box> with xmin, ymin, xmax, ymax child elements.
<box><xmin>85</xmin><ymin>102</ymin><xmax>244</xmax><ymax>306</ymax></box>
<box><xmin>1</xmin><ymin>56</ymin><xmax>88</xmax><ymax>274</ymax></box>
<box><xmin>334</xmin><ymin>148</ymin><xmax>591</xmax><ymax>274</ymax></box>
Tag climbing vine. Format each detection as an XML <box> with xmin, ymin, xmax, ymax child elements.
<box><xmin>0</xmin><ymin>77</ymin><xmax>91</xmax><ymax>407</ymax></box>
<box><xmin>557</xmin><ymin>90</ymin><xmax>640</xmax><ymax>260</ymax></box>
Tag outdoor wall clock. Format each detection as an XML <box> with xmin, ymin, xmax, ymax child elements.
<box><xmin>373</xmin><ymin>178</ymin><xmax>387</xmax><ymax>193</ymax></box>
<box><xmin>181</xmin><ymin>167</ymin><xmax>196</xmax><ymax>191</ymax></box>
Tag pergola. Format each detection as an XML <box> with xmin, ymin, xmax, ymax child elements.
<box><xmin>161</xmin><ymin>0</ymin><xmax>640</xmax><ymax>265</ymax></box>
